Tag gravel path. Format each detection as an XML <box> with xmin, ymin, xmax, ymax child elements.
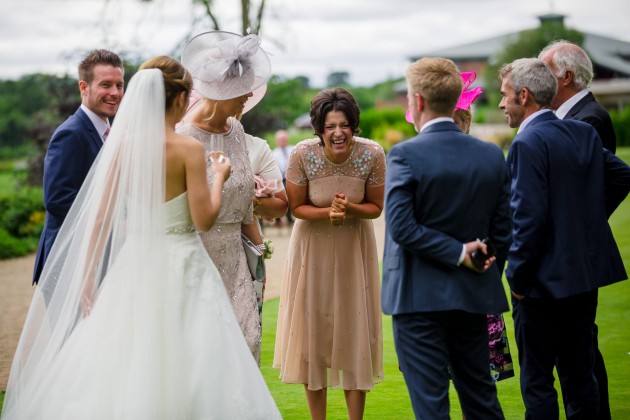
<box><xmin>0</xmin><ymin>216</ymin><xmax>385</xmax><ymax>391</ymax></box>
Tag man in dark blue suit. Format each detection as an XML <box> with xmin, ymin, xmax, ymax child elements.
<box><xmin>33</xmin><ymin>50</ymin><xmax>124</xmax><ymax>284</ymax></box>
<box><xmin>383</xmin><ymin>57</ymin><xmax>511</xmax><ymax>419</ymax></box>
<box><xmin>539</xmin><ymin>40</ymin><xmax>618</xmax><ymax>420</ymax></box>
<box><xmin>499</xmin><ymin>58</ymin><xmax>630</xmax><ymax>420</ymax></box>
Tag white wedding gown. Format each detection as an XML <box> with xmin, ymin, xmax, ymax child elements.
<box><xmin>5</xmin><ymin>192</ymin><xmax>281</xmax><ymax>420</ymax></box>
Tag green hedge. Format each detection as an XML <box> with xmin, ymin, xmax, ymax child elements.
<box><xmin>610</xmin><ymin>104</ymin><xmax>630</xmax><ymax>147</ymax></box>
<box><xmin>360</xmin><ymin>107</ymin><xmax>416</xmax><ymax>152</ymax></box>
<box><xmin>0</xmin><ymin>186</ymin><xmax>44</xmax><ymax>259</ymax></box>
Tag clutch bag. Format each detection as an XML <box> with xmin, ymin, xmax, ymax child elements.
<box><xmin>241</xmin><ymin>233</ymin><xmax>266</xmax><ymax>282</ymax></box>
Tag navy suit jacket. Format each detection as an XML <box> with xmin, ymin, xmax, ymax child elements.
<box><xmin>382</xmin><ymin>121</ymin><xmax>511</xmax><ymax>316</ymax></box>
<box><xmin>506</xmin><ymin>111</ymin><xmax>630</xmax><ymax>299</ymax></box>
<box><xmin>33</xmin><ymin>107</ymin><xmax>103</xmax><ymax>284</ymax></box>
<box><xmin>565</xmin><ymin>92</ymin><xmax>617</xmax><ymax>154</ymax></box>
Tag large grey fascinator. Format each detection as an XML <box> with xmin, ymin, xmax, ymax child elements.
<box><xmin>181</xmin><ymin>30</ymin><xmax>271</xmax><ymax>101</ymax></box>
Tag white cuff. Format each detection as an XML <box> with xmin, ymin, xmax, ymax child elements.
<box><xmin>457</xmin><ymin>245</ymin><xmax>466</xmax><ymax>266</ymax></box>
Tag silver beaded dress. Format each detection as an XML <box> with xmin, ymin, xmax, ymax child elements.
<box><xmin>177</xmin><ymin>118</ymin><xmax>261</xmax><ymax>364</ymax></box>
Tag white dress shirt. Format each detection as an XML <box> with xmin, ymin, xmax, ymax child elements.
<box><xmin>80</xmin><ymin>104</ymin><xmax>110</xmax><ymax>142</ymax></box>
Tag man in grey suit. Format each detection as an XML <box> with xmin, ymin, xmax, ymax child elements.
<box><xmin>382</xmin><ymin>57</ymin><xmax>511</xmax><ymax>419</ymax></box>
<box><xmin>33</xmin><ymin>49</ymin><xmax>124</xmax><ymax>284</ymax></box>
<box><xmin>539</xmin><ymin>41</ymin><xmax>617</xmax><ymax>419</ymax></box>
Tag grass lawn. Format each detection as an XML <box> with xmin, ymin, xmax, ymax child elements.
<box><xmin>2</xmin><ymin>150</ymin><xmax>630</xmax><ymax>417</ymax></box>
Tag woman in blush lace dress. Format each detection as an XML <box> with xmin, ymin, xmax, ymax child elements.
<box><xmin>274</xmin><ymin>88</ymin><xmax>385</xmax><ymax>420</ymax></box>
<box><xmin>176</xmin><ymin>31</ymin><xmax>272</xmax><ymax>364</ymax></box>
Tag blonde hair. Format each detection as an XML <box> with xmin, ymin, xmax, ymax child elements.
<box><xmin>406</xmin><ymin>57</ymin><xmax>462</xmax><ymax>115</ymax></box>
<box><xmin>454</xmin><ymin>108</ymin><xmax>472</xmax><ymax>134</ymax></box>
<box><xmin>139</xmin><ymin>56</ymin><xmax>192</xmax><ymax>111</ymax></box>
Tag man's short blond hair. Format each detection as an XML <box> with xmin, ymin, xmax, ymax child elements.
<box><xmin>405</xmin><ymin>57</ymin><xmax>462</xmax><ymax>115</ymax></box>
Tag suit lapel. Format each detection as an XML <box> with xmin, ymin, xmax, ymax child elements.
<box><xmin>75</xmin><ymin>108</ymin><xmax>104</xmax><ymax>153</ymax></box>
<box><xmin>566</xmin><ymin>92</ymin><xmax>595</xmax><ymax>119</ymax></box>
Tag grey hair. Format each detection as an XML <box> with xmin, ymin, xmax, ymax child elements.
<box><xmin>539</xmin><ymin>40</ymin><xmax>593</xmax><ymax>90</ymax></box>
<box><xmin>499</xmin><ymin>58</ymin><xmax>557</xmax><ymax>107</ymax></box>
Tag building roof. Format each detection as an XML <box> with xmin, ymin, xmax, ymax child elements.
<box><xmin>412</xmin><ymin>24</ymin><xmax>630</xmax><ymax>77</ymax></box>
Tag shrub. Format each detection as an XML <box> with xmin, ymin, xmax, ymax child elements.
<box><xmin>610</xmin><ymin>104</ymin><xmax>630</xmax><ymax>147</ymax></box>
<box><xmin>360</xmin><ymin>107</ymin><xmax>416</xmax><ymax>151</ymax></box>
<box><xmin>0</xmin><ymin>187</ymin><xmax>44</xmax><ymax>259</ymax></box>
<box><xmin>0</xmin><ymin>228</ymin><xmax>38</xmax><ymax>259</ymax></box>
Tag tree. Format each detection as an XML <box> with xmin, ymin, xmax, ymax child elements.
<box><xmin>138</xmin><ymin>0</ymin><xmax>267</xmax><ymax>35</ymax></box>
<box><xmin>240</xmin><ymin>75</ymin><xmax>314</xmax><ymax>134</ymax></box>
<box><xmin>485</xmin><ymin>15</ymin><xmax>585</xmax><ymax>103</ymax></box>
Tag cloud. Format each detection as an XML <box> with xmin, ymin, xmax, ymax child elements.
<box><xmin>1</xmin><ymin>0</ymin><xmax>629</xmax><ymax>85</ymax></box>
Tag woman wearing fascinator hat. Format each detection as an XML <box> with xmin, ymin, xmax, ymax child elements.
<box><xmin>1</xmin><ymin>56</ymin><xmax>280</xmax><ymax>419</ymax></box>
<box><xmin>187</xmin><ymin>81</ymin><xmax>289</xmax><ymax>325</ymax></box>
<box><xmin>177</xmin><ymin>30</ymin><xmax>272</xmax><ymax>364</ymax></box>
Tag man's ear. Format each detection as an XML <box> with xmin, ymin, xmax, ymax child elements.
<box><xmin>416</xmin><ymin>93</ymin><xmax>424</xmax><ymax>112</ymax></box>
<box><xmin>561</xmin><ymin>70</ymin><xmax>574</xmax><ymax>88</ymax></box>
<box><xmin>78</xmin><ymin>80</ymin><xmax>88</xmax><ymax>96</ymax></box>
<box><xmin>519</xmin><ymin>88</ymin><xmax>529</xmax><ymax>106</ymax></box>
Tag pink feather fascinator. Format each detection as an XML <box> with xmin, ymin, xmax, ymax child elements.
<box><xmin>406</xmin><ymin>71</ymin><xmax>483</xmax><ymax>123</ymax></box>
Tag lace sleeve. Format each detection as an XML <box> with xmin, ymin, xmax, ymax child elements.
<box><xmin>286</xmin><ymin>143</ymin><xmax>308</xmax><ymax>186</ymax></box>
<box><xmin>367</xmin><ymin>143</ymin><xmax>386</xmax><ymax>187</ymax></box>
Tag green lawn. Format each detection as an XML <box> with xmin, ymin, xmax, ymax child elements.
<box><xmin>2</xmin><ymin>150</ymin><xmax>630</xmax><ymax>417</ymax></box>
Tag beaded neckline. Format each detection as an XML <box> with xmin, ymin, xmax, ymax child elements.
<box><xmin>322</xmin><ymin>138</ymin><xmax>356</xmax><ymax>167</ymax></box>
<box><xmin>187</xmin><ymin>118</ymin><xmax>236</xmax><ymax>138</ymax></box>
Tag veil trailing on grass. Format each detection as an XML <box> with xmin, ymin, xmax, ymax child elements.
<box><xmin>1</xmin><ymin>69</ymin><xmax>181</xmax><ymax>418</ymax></box>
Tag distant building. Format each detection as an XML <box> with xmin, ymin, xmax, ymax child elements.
<box><xmin>327</xmin><ymin>71</ymin><xmax>350</xmax><ymax>87</ymax></box>
<box><xmin>412</xmin><ymin>13</ymin><xmax>630</xmax><ymax>110</ymax></box>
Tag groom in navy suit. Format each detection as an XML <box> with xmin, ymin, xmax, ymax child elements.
<box><xmin>499</xmin><ymin>58</ymin><xmax>630</xmax><ymax>419</ymax></box>
<box><xmin>382</xmin><ymin>57</ymin><xmax>511</xmax><ymax>419</ymax></box>
<box><xmin>33</xmin><ymin>50</ymin><xmax>124</xmax><ymax>284</ymax></box>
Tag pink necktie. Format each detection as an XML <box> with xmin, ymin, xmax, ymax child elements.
<box><xmin>103</xmin><ymin>128</ymin><xmax>110</xmax><ymax>141</ymax></box>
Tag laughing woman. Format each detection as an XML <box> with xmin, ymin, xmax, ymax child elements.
<box><xmin>274</xmin><ymin>88</ymin><xmax>385</xmax><ymax>420</ymax></box>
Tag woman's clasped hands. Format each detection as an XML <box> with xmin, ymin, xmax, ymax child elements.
<box><xmin>329</xmin><ymin>192</ymin><xmax>348</xmax><ymax>226</ymax></box>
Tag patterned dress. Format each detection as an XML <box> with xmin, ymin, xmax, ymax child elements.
<box><xmin>177</xmin><ymin>118</ymin><xmax>261</xmax><ymax>364</ymax></box>
<box><xmin>487</xmin><ymin>313</ymin><xmax>515</xmax><ymax>382</ymax></box>
<box><xmin>273</xmin><ymin>137</ymin><xmax>385</xmax><ymax>390</ymax></box>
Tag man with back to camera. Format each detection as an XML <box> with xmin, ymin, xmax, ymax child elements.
<box><xmin>499</xmin><ymin>57</ymin><xmax>630</xmax><ymax>419</ymax></box>
<box><xmin>383</xmin><ymin>56</ymin><xmax>511</xmax><ymax>419</ymax></box>
<box><xmin>33</xmin><ymin>49</ymin><xmax>124</xmax><ymax>285</ymax></box>
<box><xmin>539</xmin><ymin>40</ymin><xmax>618</xmax><ymax>419</ymax></box>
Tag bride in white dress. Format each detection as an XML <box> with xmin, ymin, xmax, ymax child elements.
<box><xmin>0</xmin><ymin>57</ymin><xmax>280</xmax><ymax>420</ymax></box>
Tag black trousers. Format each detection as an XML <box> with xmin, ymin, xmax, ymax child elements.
<box><xmin>393</xmin><ymin>311</ymin><xmax>504</xmax><ymax>420</ymax></box>
<box><xmin>512</xmin><ymin>290</ymin><xmax>599</xmax><ymax>420</ymax></box>
<box><xmin>559</xmin><ymin>321</ymin><xmax>610</xmax><ymax>420</ymax></box>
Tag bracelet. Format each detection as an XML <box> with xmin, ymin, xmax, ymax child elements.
<box><xmin>254</xmin><ymin>197</ymin><xmax>262</xmax><ymax>209</ymax></box>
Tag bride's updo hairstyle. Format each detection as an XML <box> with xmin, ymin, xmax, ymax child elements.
<box><xmin>309</xmin><ymin>87</ymin><xmax>361</xmax><ymax>146</ymax></box>
<box><xmin>139</xmin><ymin>56</ymin><xmax>193</xmax><ymax>111</ymax></box>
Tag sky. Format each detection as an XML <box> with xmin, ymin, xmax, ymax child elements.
<box><xmin>1</xmin><ymin>0</ymin><xmax>629</xmax><ymax>87</ymax></box>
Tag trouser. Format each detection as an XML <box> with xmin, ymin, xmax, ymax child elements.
<box><xmin>512</xmin><ymin>290</ymin><xmax>599</xmax><ymax>420</ymax></box>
